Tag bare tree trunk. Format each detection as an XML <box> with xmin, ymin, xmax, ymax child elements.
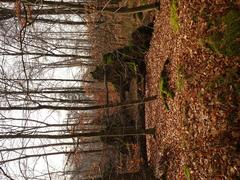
<box><xmin>0</xmin><ymin>141</ymin><xmax>100</xmax><ymax>152</ymax></box>
<box><xmin>0</xmin><ymin>96</ymin><xmax>157</xmax><ymax>111</ymax></box>
<box><xmin>1</xmin><ymin>78</ymin><xmax>94</xmax><ymax>83</ymax></box>
<box><xmin>34</xmin><ymin>18</ymin><xmax>101</xmax><ymax>26</ymax></box>
<box><xmin>0</xmin><ymin>1</ymin><xmax>160</xmax><ymax>21</ymax></box>
<box><xmin>0</xmin><ymin>89</ymin><xmax>85</xmax><ymax>95</ymax></box>
<box><xmin>14</xmin><ymin>99</ymin><xmax>95</xmax><ymax>104</ymax></box>
<box><xmin>100</xmin><ymin>3</ymin><xmax>160</xmax><ymax>14</ymax></box>
<box><xmin>2</xmin><ymin>52</ymin><xmax>91</xmax><ymax>58</ymax></box>
<box><xmin>0</xmin><ymin>150</ymin><xmax>103</xmax><ymax>164</ymax></box>
<box><xmin>0</xmin><ymin>7</ymin><xmax>85</xmax><ymax>21</ymax></box>
<box><xmin>0</xmin><ymin>127</ymin><xmax>155</xmax><ymax>139</ymax></box>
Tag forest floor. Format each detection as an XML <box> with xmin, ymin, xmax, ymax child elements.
<box><xmin>145</xmin><ymin>0</ymin><xmax>240</xmax><ymax>179</ymax></box>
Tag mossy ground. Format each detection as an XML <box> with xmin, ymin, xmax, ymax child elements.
<box><xmin>203</xmin><ymin>9</ymin><xmax>240</xmax><ymax>56</ymax></box>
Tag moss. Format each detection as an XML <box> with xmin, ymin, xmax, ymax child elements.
<box><xmin>159</xmin><ymin>76</ymin><xmax>174</xmax><ymax>98</ymax></box>
<box><xmin>203</xmin><ymin>9</ymin><xmax>240</xmax><ymax>56</ymax></box>
<box><xmin>126</xmin><ymin>62</ymin><xmax>138</xmax><ymax>74</ymax></box>
<box><xmin>103</xmin><ymin>54</ymin><xmax>113</xmax><ymax>65</ymax></box>
<box><xmin>170</xmin><ymin>0</ymin><xmax>180</xmax><ymax>32</ymax></box>
<box><xmin>205</xmin><ymin>68</ymin><xmax>240</xmax><ymax>124</ymax></box>
<box><xmin>140</xmin><ymin>0</ymin><xmax>148</xmax><ymax>5</ymax></box>
<box><xmin>183</xmin><ymin>166</ymin><xmax>191</xmax><ymax>180</ymax></box>
<box><xmin>159</xmin><ymin>58</ymin><xmax>174</xmax><ymax>110</ymax></box>
<box><xmin>206</xmin><ymin>68</ymin><xmax>240</xmax><ymax>107</ymax></box>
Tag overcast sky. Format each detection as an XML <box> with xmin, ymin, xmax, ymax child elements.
<box><xmin>0</xmin><ymin>1</ymin><xmax>90</xmax><ymax>179</ymax></box>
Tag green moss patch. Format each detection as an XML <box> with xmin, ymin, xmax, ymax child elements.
<box><xmin>183</xmin><ymin>166</ymin><xmax>191</xmax><ymax>180</ymax></box>
<box><xmin>170</xmin><ymin>0</ymin><xmax>180</xmax><ymax>32</ymax></box>
<box><xmin>203</xmin><ymin>9</ymin><xmax>240</xmax><ymax>56</ymax></box>
<box><xmin>159</xmin><ymin>58</ymin><xmax>174</xmax><ymax>110</ymax></box>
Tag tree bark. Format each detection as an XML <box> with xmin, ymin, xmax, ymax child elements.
<box><xmin>101</xmin><ymin>3</ymin><xmax>160</xmax><ymax>14</ymax></box>
<box><xmin>0</xmin><ymin>141</ymin><xmax>100</xmax><ymax>152</ymax></box>
<box><xmin>0</xmin><ymin>8</ymin><xmax>85</xmax><ymax>21</ymax></box>
<box><xmin>34</xmin><ymin>18</ymin><xmax>99</xmax><ymax>25</ymax></box>
<box><xmin>0</xmin><ymin>1</ymin><xmax>160</xmax><ymax>21</ymax></box>
<box><xmin>0</xmin><ymin>89</ymin><xmax>85</xmax><ymax>95</ymax></box>
<box><xmin>2</xmin><ymin>52</ymin><xmax>91</xmax><ymax>58</ymax></box>
<box><xmin>0</xmin><ymin>96</ymin><xmax>157</xmax><ymax>111</ymax></box>
<box><xmin>0</xmin><ymin>78</ymin><xmax>94</xmax><ymax>83</ymax></box>
<box><xmin>0</xmin><ymin>150</ymin><xmax>103</xmax><ymax>164</ymax></box>
<box><xmin>0</xmin><ymin>127</ymin><xmax>155</xmax><ymax>139</ymax></box>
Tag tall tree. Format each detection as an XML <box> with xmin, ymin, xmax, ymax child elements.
<box><xmin>0</xmin><ymin>0</ymin><xmax>160</xmax><ymax>22</ymax></box>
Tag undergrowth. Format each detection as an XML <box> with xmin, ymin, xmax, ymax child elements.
<box><xmin>206</xmin><ymin>68</ymin><xmax>240</xmax><ymax>124</ymax></box>
<box><xmin>206</xmin><ymin>68</ymin><xmax>240</xmax><ymax>96</ymax></box>
<box><xmin>202</xmin><ymin>9</ymin><xmax>240</xmax><ymax>56</ymax></box>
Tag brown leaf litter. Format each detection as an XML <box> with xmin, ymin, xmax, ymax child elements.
<box><xmin>145</xmin><ymin>0</ymin><xmax>240</xmax><ymax>179</ymax></box>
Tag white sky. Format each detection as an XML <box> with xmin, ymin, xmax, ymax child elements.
<box><xmin>0</xmin><ymin>1</ymin><xmax>91</xmax><ymax>179</ymax></box>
